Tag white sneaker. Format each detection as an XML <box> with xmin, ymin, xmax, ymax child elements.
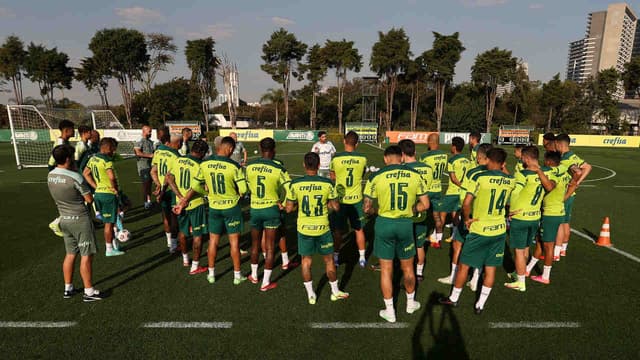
<box><xmin>379</xmin><ymin>309</ymin><xmax>396</xmax><ymax>323</ymax></box>
<box><xmin>467</xmin><ymin>280</ymin><xmax>478</xmax><ymax>292</ymax></box>
<box><xmin>437</xmin><ymin>276</ymin><xmax>453</xmax><ymax>285</ymax></box>
<box><xmin>406</xmin><ymin>301</ymin><xmax>421</xmax><ymax>314</ymax></box>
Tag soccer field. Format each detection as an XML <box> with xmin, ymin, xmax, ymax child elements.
<box><xmin>0</xmin><ymin>141</ymin><xmax>639</xmax><ymax>359</ymax></box>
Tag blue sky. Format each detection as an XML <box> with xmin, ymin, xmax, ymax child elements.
<box><xmin>0</xmin><ymin>0</ymin><xmax>633</xmax><ymax>106</ymax></box>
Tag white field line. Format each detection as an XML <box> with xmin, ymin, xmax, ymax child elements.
<box><xmin>141</xmin><ymin>321</ymin><xmax>232</xmax><ymax>329</ymax></box>
<box><xmin>571</xmin><ymin>228</ymin><xmax>640</xmax><ymax>264</ymax></box>
<box><xmin>309</xmin><ymin>322</ymin><xmax>409</xmax><ymax>329</ymax></box>
<box><xmin>20</xmin><ymin>181</ymin><xmax>47</xmax><ymax>184</ymax></box>
<box><xmin>583</xmin><ymin>164</ymin><xmax>616</xmax><ymax>183</ymax></box>
<box><xmin>489</xmin><ymin>322</ymin><xmax>580</xmax><ymax>329</ymax></box>
<box><xmin>0</xmin><ymin>321</ymin><xmax>77</xmax><ymax>328</ymax></box>
<box><xmin>614</xmin><ymin>185</ymin><xmax>640</xmax><ymax>188</ymax></box>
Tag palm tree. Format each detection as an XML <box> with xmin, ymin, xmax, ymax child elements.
<box><xmin>260</xmin><ymin>88</ymin><xmax>285</xmax><ymax>128</ymax></box>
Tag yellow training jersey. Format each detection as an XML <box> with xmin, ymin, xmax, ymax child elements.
<box><xmin>245</xmin><ymin>158</ymin><xmax>291</xmax><ymax>209</ymax></box>
<box><xmin>514</xmin><ymin>160</ymin><xmax>524</xmax><ymax>175</ymax></box>
<box><xmin>404</xmin><ymin>161</ymin><xmax>433</xmax><ymax>222</ymax></box>
<box><xmin>470</xmin><ymin>144</ymin><xmax>479</xmax><ymax>163</ymax></box>
<box><xmin>542</xmin><ymin>167</ymin><xmax>568</xmax><ymax>217</ymax></box>
<box><xmin>197</xmin><ymin>155</ymin><xmax>247</xmax><ymax>210</ymax></box>
<box><xmin>460</xmin><ymin>165</ymin><xmax>487</xmax><ymax>205</ymax></box>
<box><xmin>152</xmin><ymin>145</ymin><xmax>180</xmax><ymax>188</ymax></box>
<box><xmin>559</xmin><ymin>151</ymin><xmax>584</xmax><ymax>198</ymax></box>
<box><xmin>466</xmin><ymin>170</ymin><xmax>515</xmax><ymax>236</ymax></box>
<box><xmin>330</xmin><ymin>151</ymin><xmax>367</xmax><ymax>204</ymax></box>
<box><xmin>420</xmin><ymin>150</ymin><xmax>448</xmax><ymax>193</ymax></box>
<box><xmin>287</xmin><ymin>175</ymin><xmax>337</xmax><ymax>236</ymax></box>
<box><xmin>86</xmin><ymin>153</ymin><xmax>119</xmax><ymax>195</ymax></box>
<box><xmin>168</xmin><ymin>155</ymin><xmax>205</xmax><ymax>210</ymax></box>
<box><xmin>364</xmin><ymin>164</ymin><xmax>427</xmax><ymax>219</ymax></box>
<box><xmin>510</xmin><ymin>167</ymin><xmax>555</xmax><ymax>221</ymax></box>
<box><xmin>446</xmin><ymin>154</ymin><xmax>471</xmax><ymax>196</ymax></box>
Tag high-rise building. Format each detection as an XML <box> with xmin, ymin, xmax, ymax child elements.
<box><xmin>497</xmin><ymin>62</ymin><xmax>529</xmax><ymax>98</ymax></box>
<box><xmin>566</xmin><ymin>3</ymin><xmax>637</xmax><ymax>98</ymax></box>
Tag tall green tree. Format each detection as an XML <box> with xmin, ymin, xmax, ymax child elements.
<box><xmin>400</xmin><ymin>57</ymin><xmax>427</xmax><ymax>131</ymax></box>
<box><xmin>261</xmin><ymin>28</ymin><xmax>307</xmax><ymax>129</ymax></box>
<box><xmin>370</xmin><ymin>28</ymin><xmax>411</xmax><ymax>131</ymax></box>
<box><xmin>184</xmin><ymin>37</ymin><xmax>218</xmax><ymax>131</ymax></box>
<box><xmin>623</xmin><ymin>56</ymin><xmax>640</xmax><ymax>98</ymax></box>
<box><xmin>75</xmin><ymin>56</ymin><xmax>111</xmax><ymax>108</ymax></box>
<box><xmin>541</xmin><ymin>74</ymin><xmax>566</xmax><ymax>131</ymax></box>
<box><xmin>420</xmin><ymin>32</ymin><xmax>465</xmax><ymax>132</ymax></box>
<box><xmin>593</xmin><ymin>68</ymin><xmax>621</xmax><ymax>133</ymax></box>
<box><xmin>0</xmin><ymin>35</ymin><xmax>26</xmax><ymax>105</ymax></box>
<box><xmin>24</xmin><ymin>43</ymin><xmax>74</xmax><ymax>109</ymax></box>
<box><xmin>134</xmin><ymin>77</ymin><xmax>200</xmax><ymax>127</ymax></box>
<box><xmin>143</xmin><ymin>33</ymin><xmax>177</xmax><ymax>94</ymax></box>
<box><xmin>303</xmin><ymin>44</ymin><xmax>327</xmax><ymax>129</ymax></box>
<box><xmin>321</xmin><ymin>39</ymin><xmax>362</xmax><ymax>133</ymax></box>
<box><xmin>508</xmin><ymin>61</ymin><xmax>531</xmax><ymax>124</ymax></box>
<box><xmin>471</xmin><ymin>47</ymin><xmax>517</xmax><ymax>132</ymax></box>
<box><xmin>260</xmin><ymin>88</ymin><xmax>285</xmax><ymax>126</ymax></box>
<box><xmin>89</xmin><ymin>28</ymin><xmax>149</xmax><ymax>128</ymax></box>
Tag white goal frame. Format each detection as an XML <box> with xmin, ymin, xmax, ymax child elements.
<box><xmin>6</xmin><ymin>105</ymin><xmax>54</xmax><ymax>169</ymax></box>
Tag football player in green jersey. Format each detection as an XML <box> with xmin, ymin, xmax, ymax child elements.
<box><xmin>439</xmin><ymin>148</ymin><xmax>516</xmax><ymax>314</ymax></box>
<box><xmin>442</xmin><ymin>137</ymin><xmax>471</xmax><ymax>242</ymax></box>
<box><xmin>286</xmin><ymin>152</ymin><xmax>349</xmax><ymax>305</ymax></box>
<box><xmin>245</xmin><ymin>137</ymin><xmax>292</xmax><ymax>291</ymax></box>
<box><xmin>420</xmin><ymin>133</ymin><xmax>448</xmax><ymax>248</ymax></box>
<box><xmin>166</xmin><ymin>140</ymin><xmax>209</xmax><ymax>275</ymax></box>
<box><xmin>469</xmin><ymin>131</ymin><xmax>481</xmax><ymax>163</ymax></box>
<box><xmin>513</xmin><ymin>144</ymin><xmax>525</xmax><ymax>175</ymax></box>
<box><xmin>364</xmin><ymin>145</ymin><xmax>429</xmax><ymax>323</ymax></box>
<box><xmin>330</xmin><ymin>131</ymin><xmax>368</xmax><ymax>267</ymax></box>
<box><xmin>399</xmin><ymin>139</ymin><xmax>432</xmax><ymax>282</ymax></box>
<box><xmin>542</xmin><ymin>132</ymin><xmax>556</xmax><ymax>151</ymax></box>
<box><xmin>504</xmin><ymin>146</ymin><xmax>556</xmax><ymax>292</ymax></box>
<box><xmin>151</xmin><ymin>133</ymin><xmax>181</xmax><ymax>252</ymax></box>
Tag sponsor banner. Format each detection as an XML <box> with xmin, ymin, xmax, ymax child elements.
<box><xmin>219</xmin><ymin>129</ymin><xmax>273</xmax><ymax>142</ymax></box>
<box><xmin>345</xmin><ymin>122</ymin><xmax>378</xmax><ymax>143</ymax></box>
<box><xmin>440</xmin><ymin>132</ymin><xmax>492</xmax><ymax>144</ymax></box>
<box><xmin>386</xmin><ymin>131</ymin><xmax>439</xmax><ymax>144</ymax></box>
<box><xmin>102</xmin><ymin>129</ymin><xmax>157</xmax><ymax>142</ymax></box>
<box><xmin>166</xmin><ymin>122</ymin><xmax>202</xmax><ymax>140</ymax></box>
<box><xmin>274</xmin><ymin>130</ymin><xmax>319</xmax><ymax>142</ymax></box>
<box><xmin>498</xmin><ymin>128</ymin><xmax>531</xmax><ymax>145</ymax></box>
<box><xmin>13</xmin><ymin>129</ymin><xmax>50</xmax><ymax>142</ymax></box>
<box><xmin>537</xmin><ymin>134</ymin><xmax>640</xmax><ymax>148</ymax></box>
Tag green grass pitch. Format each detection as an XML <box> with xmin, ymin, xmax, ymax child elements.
<box><xmin>0</xmin><ymin>141</ymin><xmax>639</xmax><ymax>359</ymax></box>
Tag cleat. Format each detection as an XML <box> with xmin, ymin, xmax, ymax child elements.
<box><xmin>308</xmin><ymin>296</ymin><xmax>317</xmax><ymax>305</ymax></box>
<box><xmin>416</xmin><ymin>274</ymin><xmax>424</xmax><ymax>283</ymax></box>
<box><xmin>406</xmin><ymin>301</ymin><xmax>421</xmax><ymax>314</ymax></box>
<box><xmin>467</xmin><ymin>280</ymin><xmax>478</xmax><ymax>292</ymax></box>
<box><xmin>330</xmin><ymin>291</ymin><xmax>349</xmax><ymax>301</ymax></box>
<box><xmin>82</xmin><ymin>290</ymin><xmax>104</xmax><ymax>302</ymax></box>
<box><xmin>233</xmin><ymin>276</ymin><xmax>247</xmax><ymax>285</ymax></box>
<box><xmin>437</xmin><ymin>276</ymin><xmax>453</xmax><ymax>285</ymax></box>
<box><xmin>474</xmin><ymin>307</ymin><xmax>484</xmax><ymax>315</ymax></box>
<box><xmin>144</xmin><ymin>201</ymin><xmax>152</xmax><ymax>210</ymax></box>
<box><xmin>281</xmin><ymin>261</ymin><xmax>299</xmax><ymax>270</ymax></box>
<box><xmin>553</xmin><ymin>255</ymin><xmax>560</xmax><ymax>262</ymax></box>
<box><xmin>247</xmin><ymin>275</ymin><xmax>259</xmax><ymax>284</ymax></box>
<box><xmin>105</xmin><ymin>249</ymin><xmax>125</xmax><ymax>257</ymax></box>
<box><xmin>507</xmin><ymin>271</ymin><xmax>517</xmax><ymax>281</ymax></box>
<box><xmin>438</xmin><ymin>297</ymin><xmax>458</xmax><ymax>307</ymax></box>
<box><xmin>112</xmin><ymin>239</ymin><xmax>120</xmax><ymax>251</ymax></box>
<box><xmin>525</xmin><ymin>271</ymin><xmax>530</xmax><ymax>277</ymax></box>
<box><xmin>207</xmin><ymin>275</ymin><xmax>215</xmax><ymax>284</ymax></box>
<box><xmin>239</xmin><ymin>249</ymin><xmax>249</xmax><ymax>256</ymax></box>
<box><xmin>169</xmin><ymin>247</ymin><xmax>179</xmax><ymax>254</ymax></box>
<box><xmin>430</xmin><ymin>242</ymin><xmax>441</xmax><ymax>249</ymax></box>
<box><xmin>379</xmin><ymin>309</ymin><xmax>397</xmax><ymax>323</ymax></box>
<box><xmin>183</xmin><ymin>260</ymin><xmax>190</xmax><ymax>267</ymax></box>
<box><xmin>444</xmin><ymin>236</ymin><xmax>453</xmax><ymax>243</ymax></box>
<box><xmin>538</xmin><ymin>255</ymin><xmax>545</xmax><ymax>260</ymax></box>
<box><xmin>560</xmin><ymin>250</ymin><xmax>567</xmax><ymax>257</ymax></box>
<box><xmin>189</xmin><ymin>266</ymin><xmax>207</xmax><ymax>275</ymax></box>
<box><xmin>504</xmin><ymin>281</ymin><xmax>526</xmax><ymax>292</ymax></box>
<box><xmin>260</xmin><ymin>282</ymin><xmax>278</xmax><ymax>292</ymax></box>
<box><xmin>358</xmin><ymin>258</ymin><xmax>367</xmax><ymax>268</ymax></box>
<box><xmin>531</xmin><ymin>275</ymin><xmax>550</xmax><ymax>285</ymax></box>
<box><xmin>63</xmin><ymin>289</ymin><xmax>77</xmax><ymax>299</ymax></box>
<box><xmin>95</xmin><ymin>213</ymin><xmax>104</xmax><ymax>222</ymax></box>
<box><xmin>369</xmin><ymin>264</ymin><xmax>381</xmax><ymax>272</ymax></box>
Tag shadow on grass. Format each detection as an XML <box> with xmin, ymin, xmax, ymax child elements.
<box><xmin>94</xmin><ymin>249</ymin><xmax>175</xmax><ymax>288</ymax></box>
<box><xmin>581</xmin><ymin>228</ymin><xmax>597</xmax><ymax>242</ymax></box>
<box><xmin>412</xmin><ymin>292</ymin><xmax>469</xmax><ymax>360</ymax></box>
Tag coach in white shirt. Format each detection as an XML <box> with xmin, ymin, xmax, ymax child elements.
<box><xmin>311</xmin><ymin>131</ymin><xmax>336</xmax><ymax>178</ymax></box>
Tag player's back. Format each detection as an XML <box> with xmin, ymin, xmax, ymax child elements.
<box><xmin>446</xmin><ymin>154</ymin><xmax>471</xmax><ymax>195</ymax></box>
<box><xmin>467</xmin><ymin>170</ymin><xmax>515</xmax><ymax>236</ymax></box>
<box><xmin>199</xmin><ymin>155</ymin><xmax>246</xmax><ymax>209</ymax></box>
<box><xmin>331</xmin><ymin>151</ymin><xmax>367</xmax><ymax>204</ymax></box>
<box><xmin>152</xmin><ymin>145</ymin><xmax>180</xmax><ymax>185</ymax></box>
<box><xmin>288</xmin><ymin>175</ymin><xmax>336</xmax><ymax>236</ymax></box>
<box><xmin>420</xmin><ymin>150</ymin><xmax>448</xmax><ymax>193</ymax></box>
<box><xmin>542</xmin><ymin>167</ymin><xmax>568</xmax><ymax>216</ymax></box>
<box><xmin>87</xmin><ymin>153</ymin><xmax>117</xmax><ymax>194</ymax></box>
<box><xmin>365</xmin><ymin>164</ymin><xmax>426</xmax><ymax>219</ymax></box>
<box><xmin>170</xmin><ymin>155</ymin><xmax>205</xmax><ymax>210</ymax></box>
<box><xmin>245</xmin><ymin>158</ymin><xmax>290</xmax><ymax>209</ymax></box>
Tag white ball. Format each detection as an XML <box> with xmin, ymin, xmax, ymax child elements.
<box><xmin>254</xmin><ymin>150</ymin><xmax>258</xmax><ymax>154</ymax></box>
<box><xmin>117</xmin><ymin>229</ymin><xmax>131</xmax><ymax>242</ymax></box>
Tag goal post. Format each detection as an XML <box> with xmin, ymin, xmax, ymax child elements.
<box><xmin>91</xmin><ymin>110</ymin><xmax>135</xmax><ymax>157</ymax></box>
<box><xmin>6</xmin><ymin>105</ymin><xmax>54</xmax><ymax>169</ymax></box>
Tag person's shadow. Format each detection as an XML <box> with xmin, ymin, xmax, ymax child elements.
<box><xmin>412</xmin><ymin>292</ymin><xmax>469</xmax><ymax>360</ymax></box>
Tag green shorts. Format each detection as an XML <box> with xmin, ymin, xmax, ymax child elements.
<box><xmin>59</xmin><ymin>216</ymin><xmax>97</xmax><ymax>256</ymax></box>
<box><xmin>440</xmin><ymin>194</ymin><xmax>461</xmax><ymax>213</ymax></box>
<box><xmin>459</xmin><ymin>232</ymin><xmax>506</xmax><ymax>269</ymax></box>
<box><xmin>208</xmin><ymin>205</ymin><xmax>243</xmax><ymax>235</ymax></box>
<box><xmin>564</xmin><ymin>196</ymin><xmax>575</xmax><ymax>223</ymax></box>
<box><xmin>138</xmin><ymin>168</ymin><xmax>151</xmax><ymax>182</ymax></box>
<box><xmin>414</xmin><ymin>221</ymin><xmax>428</xmax><ymax>248</ymax></box>
<box><xmin>297</xmin><ymin>231</ymin><xmax>334</xmax><ymax>256</ymax></box>
<box><xmin>160</xmin><ymin>190</ymin><xmax>176</xmax><ymax>212</ymax></box>
<box><xmin>509</xmin><ymin>219</ymin><xmax>539</xmax><ymax>249</ymax></box>
<box><xmin>453</xmin><ymin>221</ymin><xmax>468</xmax><ymax>243</ymax></box>
<box><xmin>250</xmin><ymin>205</ymin><xmax>281</xmax><ymax>231</ymax></box>
<box><xmin>178</xmin><ymin>204</ymin><xmax>208</xmax><ymax>237</ymax></box>
<box><xmin>540</xmin><ymin>215</ymin><xmax>563</xmax><ymax>243</ymax></box>
<box><xmin>428</xmin><ymin>192</ymin><xmax>444</xmax><ymax>212</ymax></box>
<box><xmin>333</xmin><ymin>201</ymin><xmax>364</xmax><ymax>231</ymax></box>
<box><xmin>94</xmin><ymin>193</ymin><xmax>118</xmax><ymax>223</ymax></box>
<box><xmin>374</xmin><ymin>217</ymin><xmax>415</xmax><ymax>260</ymax></box>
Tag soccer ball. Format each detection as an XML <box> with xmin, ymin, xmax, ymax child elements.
<box><xmin>116</xmin><ymin>229</ymin><xmax>131</xmax><ymax>242</ymax></box>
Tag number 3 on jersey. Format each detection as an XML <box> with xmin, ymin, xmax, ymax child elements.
<box><xmin>301</xmin><ymin>195</ymin><xmax>323</xmax><ymax>216</ymax></box>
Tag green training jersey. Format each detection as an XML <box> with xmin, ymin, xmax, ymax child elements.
<box><xmin>287</xmin><ymin>175</ymin><xmax>337</xmax><ymax>236</ymax></box>
<box><xmin>330</xmin><ymin>151</ymin><xmax>367</xmax><ymax>204</ymax></box>
<box><xmin>460</xmin><ymin>164</ymin><xmax>487</xmax><ymax>205</ymax></box>
<box><xmin>514</xmin><ymin>160</ymin><xmax>524</xmax><ymax>175</ymax></box>
<box><xmin>404</xmin><ymin>161</ymin><xmax>433</xmax><ymax>222</ymax></box>
<box><xmin>197</xmin><ymin>155</ymin><xmax>247</xmax><ymax>210</ymax></box>
<box><xmin>364</xmin><ymin>164</ymin><xmax>427</xmax><ymax>219</ymax></box>
<box><xmin>470</xmin><ymin>144</ymin><xmax>479</xmax><ymax>163</ymax></box>
<box><xmin>152</xmin><ymin>145</ymin><xmax>180</xmax><ymax>188</ymax></box>
<box><xmin>86</xmin><ymin>153</ymin><xmax>119</xmax><ymax>195</ymax></box>
<box><xmin>466</xmin><ymin>170</ymin><xmax>515</xmax><ymax>236</ymax></box>
<box><xmin>446</xmin><ymin>154</ymin><xmax>471</xmax><ymax>196</ymax></box>
<box><xmin>542</xmin><ymin>167</ymin><xmax>568</xmax><ymax>216</ymax></box>
<box><xmin>245</xmin><ymin>158</ymin><xmax>291</xmax><ymax>209</ymax></box>
<box><xmin>559</xmin><ymin>151</ymin><xmax>584</xmax><ymax>197</ymax></box>
<box><xmin>168</xmin><ymin>155</ymin><xmax>205</xmax><ymax>210</ymax></box>
<box><xmin>510</xmin><ymin>167</ymin><xmax>555</xmax><ymax>221</ymax></box>
<box><xmin>420</xmin><ymin>150</ymin><xmax>448</xmax><ymax>193</ymax></box>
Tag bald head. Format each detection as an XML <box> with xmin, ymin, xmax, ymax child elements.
<box><xmin>168</xmin><ymin>134</ymin><xmax>182</xmax><ymax>150</ymax></box>
<box><xmin>427</xmin><ymin>133</ymin><xmax>439</xmax><ymax>150</ymax></box>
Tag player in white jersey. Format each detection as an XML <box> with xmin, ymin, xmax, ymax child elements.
<box><xmin>311</xmin><ymin>131</ymin><xmax>336</xmax><ymax>178</ymax></box>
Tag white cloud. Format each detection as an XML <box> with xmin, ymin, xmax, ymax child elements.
<box><xmin>115</xmin><ymin>7</ymin><xmax>164</xmax><ymax>25</ymax></box>
<box><xmin>529</xmin><ymin>3</ymin><xmax>544</xmax><ymax>9</ymax></box>
<box><xmin>0</xmin><ymin>7</ymin><xmax>16</xmax><ymax>18</ymax></box>
<box><xmin>178</xmin><ymin>24</ymin><xmax>234</xmax><ymax>40</ymax></box>
<box><xmin>461</xmin><ymin>0</ymin><xmax>508</xmax><ymax>7</ymax></box>
<box><xmin>271</xmin><ymin>16</ymin><xmax>295</xmax><ymax>26</ymax></box>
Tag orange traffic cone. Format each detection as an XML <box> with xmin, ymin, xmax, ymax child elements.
<box><xmin>596</xmin><ymin>217</ymin><xmax>612</xmax><ymax>247</ymax></box>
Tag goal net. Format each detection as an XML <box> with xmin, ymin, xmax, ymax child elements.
<box><xmin>7</xmin><ymin>105</ymin><xmax>55</xmax><ymax>169</ymax></box>
<box><xmin>91</xmin><ymin>110</ymin><xmax>135</xmax><ymax>157</ymax></box>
